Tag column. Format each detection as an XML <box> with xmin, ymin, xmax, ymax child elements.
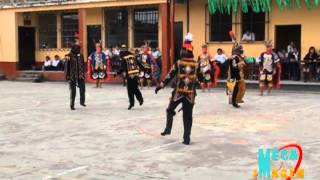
<box><xmin>128</xmin><ymin>7</ymin><xmax>134</xmax><ymax>49</ymax></box>
<box><xmin>161</xmin><ymin>3</ymin><xmax>170</xmax><ymax>79</ymax></box>
<box><xmin>78</xmin><ymin>9</ymin><xmax>86</xmax><ymax>57</ymax></box>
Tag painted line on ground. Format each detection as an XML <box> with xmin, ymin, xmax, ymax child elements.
<box><xmin>141</xmin><ymin>141</ymin><xmax>180</xmax><ymax>153</ymax></box>
<box><xmin>43</xmin><ymin>166</ymin><xmax>88</xmax><ymax>180</ymax></box>
<box><xmin>287</xmin><ymin>104</ymin><xmax>320</xmax><ymax>114</ymax></box>
<box><xmin>137</xmin><ymin>128</ymin><xmax>161</xmax><ymax>138</ymax></box>
<box><xmin>0</xmin><ymin>108</ymin><xmax>26</xmax><ymax>115</ymax></box>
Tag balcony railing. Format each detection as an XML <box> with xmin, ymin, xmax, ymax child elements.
<box><xmin>0</xmin><ymin>0</ymin><xmax>107</xmax><ymax>8</ymax></box>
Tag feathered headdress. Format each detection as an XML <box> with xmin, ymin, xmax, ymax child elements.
<box><xmin>182</xmin><ymin>32</ymin><xmax>193</xmax><ymax>52</ymax></box>
<box><xmin>229</xmin><ymin>31</ymin><xmax>243</xmax><ymax>55</ymax></box>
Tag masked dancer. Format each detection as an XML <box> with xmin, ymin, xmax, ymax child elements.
<box><xmin>120</xmin><ymin>45</ymin><xmax>144</xmax><ymax>110</ymax></box>
<box><xmin>259</xmin><ymin>42</ymin><xmax>280</xmax><ymax>95</ymax></box>
<box><xmin>64</xmin><ymin>34</ymin><xmax>86</xmax><ymax>110</ymax></box>
<box><xmin>88</xmin><ymin>42</ymin><xmax>108</xmax><ymax>88</ymax></box>
<box><xmin>227</xmin><ymin>31</ymin><xmax>246</xmax><ymax>108</ymax></box>
<box><xmin>139</xmin><ymin>47</ymin><xmax>153</xmax><ymax>88</ymax></box>
<box><xmin>197</xmin><ymin>44</ymin><xmax>214</xmax><ymax>92</ymax></box>
<box><xmin>155</xmin><ymin>33</ymin><xmax>200</xmax><ymax>145</ymax></box>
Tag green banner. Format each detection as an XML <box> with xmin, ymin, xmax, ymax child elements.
<box><xmin>208</xmin><ymin>0</ymin><xmax>319</xmax><ymax>14</ymax></box>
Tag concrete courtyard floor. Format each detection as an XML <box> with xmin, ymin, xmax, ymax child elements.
<box><xmin>0</xmin><ymin>81</ymin><xmax>319</xmax><ymax>180</ymax></box>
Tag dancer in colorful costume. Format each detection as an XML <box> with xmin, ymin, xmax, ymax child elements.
<box><xmin>139</xmin><ymin>47</ymin><xmax>153</xmax><ymax>88</ymax></box>
<box><xmin>155</xmin><ymin>33</ymin><xmax>200</xmax><ymax>145</ymax></box>
<box><xmin>88</xmin><ymin>42</ymin><xmax>109</xmax><ymax>88</ymax></box>
<box><xmin>64</xmin><ymin>34</ymin><xmax>86</xmax><ymax>110</ymax></box>
<box><xmin>197</xmin><ymin>44</ymin><xmax>214</xmax><ymax>92</ymax></box>
<box><xmin>259</xmin><ymin>41</ymin><xmax>280</xmax><ymax>96</ymax></box>
<box><xmin>227</xmin><ymin>31</ymin><xmax>246</xmax><ymax>108</ymax></box>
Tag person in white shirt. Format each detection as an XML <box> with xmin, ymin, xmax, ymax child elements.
<box><xmin>242</xmin><ymin>31</ymin><xmax>255</xmax><ymax>41</ymax></box>
<box><xmin>44</xmin><ymin>56</ymin><xmax>52</xmax><ymax>71</ymax></box>
<box><xmin>112</xmin><ymin>46</ymin><xmax>120</xmax><ymax>56</ymax></box>
<box><xmin>103</xmin><ymin>47</ymin><xmax>113</xmax><ymax>58</ymax></box>
<box><xmin>52</xmin><ymin>55</ymin><xmax>62</xmax><ymax>71</ymax></box>
<box><xmin>213</xmin><ymin>48</ymin><xmax>228</xmax><ymax>79</ymax></box>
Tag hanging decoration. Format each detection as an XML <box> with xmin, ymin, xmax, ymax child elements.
<box><xmin>207</xmin><ymin>0</ymin><xmax>320</xmax><ymax>14</ymax></box>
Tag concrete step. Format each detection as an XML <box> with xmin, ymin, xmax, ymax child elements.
<box><xmin>20</xmin><ymin>74</ymin><xmax>39</xmax><ymax>78</ymax></box>
<box><xmin>0</xmin><ymin>74</ymin><xmax>5</xmax><ymax>80</ymax></box>
<box><xmin>19</xmin><ymin>70</ymin><xmax>43</xmax><ymax>75</ymax></box>
<box><xmin>15</xmin><ymin>77</ymin><xmax>36</xmax><ymax>82</ymax></box>
<box><xmin>17</xmin><ymin>71</ymin><xmax>44</xmax><ymax>82</ymax></box>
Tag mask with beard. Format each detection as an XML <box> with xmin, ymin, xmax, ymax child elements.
<box><xmin>71</xmin><ymin>45</ymin><xmax>80</xmax><ymax>55</ymax></box>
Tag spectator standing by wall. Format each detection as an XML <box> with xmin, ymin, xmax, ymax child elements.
<box><xmin>287</xmin><ymin>42</ymin><xmax>300</xmax><ymax>81</ymax></box>
<box><xmin>151</xmin><ymin>47</ymin><xmax>162</xmax><ymax>86</ymax></box>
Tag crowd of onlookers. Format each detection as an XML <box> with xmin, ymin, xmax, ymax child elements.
<box><xmin>42</xmin><ymin>41</ymin><xmax>320</xmax><ymax>83</ymax></box>
<box><xmin>208</xmin><ymin>41</ymin><xmax>320</xmax><ymax>82</ymax></box>
<box><xmin>43</xmin><ymin>55</ymin><xmax>65</xmax><ymax>71</ymax></box>
<box><xmin>275</xmin><ymin>42</ymin><xmax>320</xmax><ymax>82</ymax></box>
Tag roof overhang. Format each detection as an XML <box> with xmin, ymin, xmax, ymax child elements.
<box><xmin>0</xmin><ymin>0</ymin><xmax>166</xmax><ymax>12</ymax></box>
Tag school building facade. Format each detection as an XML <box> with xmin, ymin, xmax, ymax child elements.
<box><xmin>0</xmin><ymin>0</ymin><xmax>319</xmax><ymax>79</ymax></box>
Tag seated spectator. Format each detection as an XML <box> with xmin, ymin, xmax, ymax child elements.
<box><xmin>213</xmin><ymin>48</ymin><xmax>228</xmax><ymax>79</ymax></box>
<box><xmin>43</xmin><ymin>56</ymin><xmax>52</xmax><ymax>71</ymax></box>
<box><xmin>52</xmin><ymin>55</ymin><xmax>63</xmax><ymax>71</ymax></box>
<box><xmin>302</xmin><ymin>47</ymin><xmax>318</xmax><ymax>82</ymax></box>
<box><xmin>242</xmin><ymin>30</ymin><xmax>255</xmax><ymax>41</ymax></box>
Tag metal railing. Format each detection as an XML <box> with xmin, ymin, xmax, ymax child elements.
<box><xmin>0</xmin><ymin>0</ymin><xmax>96</xmax><ymax>8</ymax></box>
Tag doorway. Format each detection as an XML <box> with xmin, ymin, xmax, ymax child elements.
<box><xmin>174</xmin><ymin>21</ymin><xmax>183</xmax><ymax>62</ymax></box>
<box><xmin>18</xmin><ymin>27</ymin><xmax>35</xmax><ymax>70</ymax></box>
<box><xmin>275</xmin><ymin>25</ymin><xmax>301</xmax><ymax>53</ymax></box>
<box><xmin>87</xmin><ymin>25</ymin><xmax>102</xmax><ymax>55</ymax></box>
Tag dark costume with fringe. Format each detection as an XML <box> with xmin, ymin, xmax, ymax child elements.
<box><xmin>227</xmin><ymin>31</ymin><xmax>246</xmax><ymax>108</ymax></box>
<box><xmin>64</xmin><ymin>44</ymin><xmax>86</xmax><ymax>110</ymax></box>
<box><xmin>155</xmin><ymin>33</ymin><xmax>200</xmax><ymax>145</ymax></box>
<box><xmin>120</xmin><ymin>50</ymin><xmax>144</xmax><ymax>110</ymax></box>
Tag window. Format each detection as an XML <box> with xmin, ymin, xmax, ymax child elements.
<box><xmin>209</xmin><ymin>12</ymin><xmax>232</xmax><ymax>42</ymax></box>
<box><xmin>134</xmin><ymin>8</ymin><xmax>159</xmax><ymax>47</ymax></box>
<box><xmin>242</xmin><ymin>9</ymin><xmax>266</xmax><ymax>41</ymax></box>
<box><xmin>61</xmin><ymin>12</ymin><xmax>78</xmax><ymax>48</ymax></box>
<box><xmin>106</xmin><ymin>9</ymin><xmax>128</xmax><ymax>47</ymax></box>
<box><xmin>38</xmin><ymin>14</ymin><xmax>57</xmax><ymax>49</ymax></box>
